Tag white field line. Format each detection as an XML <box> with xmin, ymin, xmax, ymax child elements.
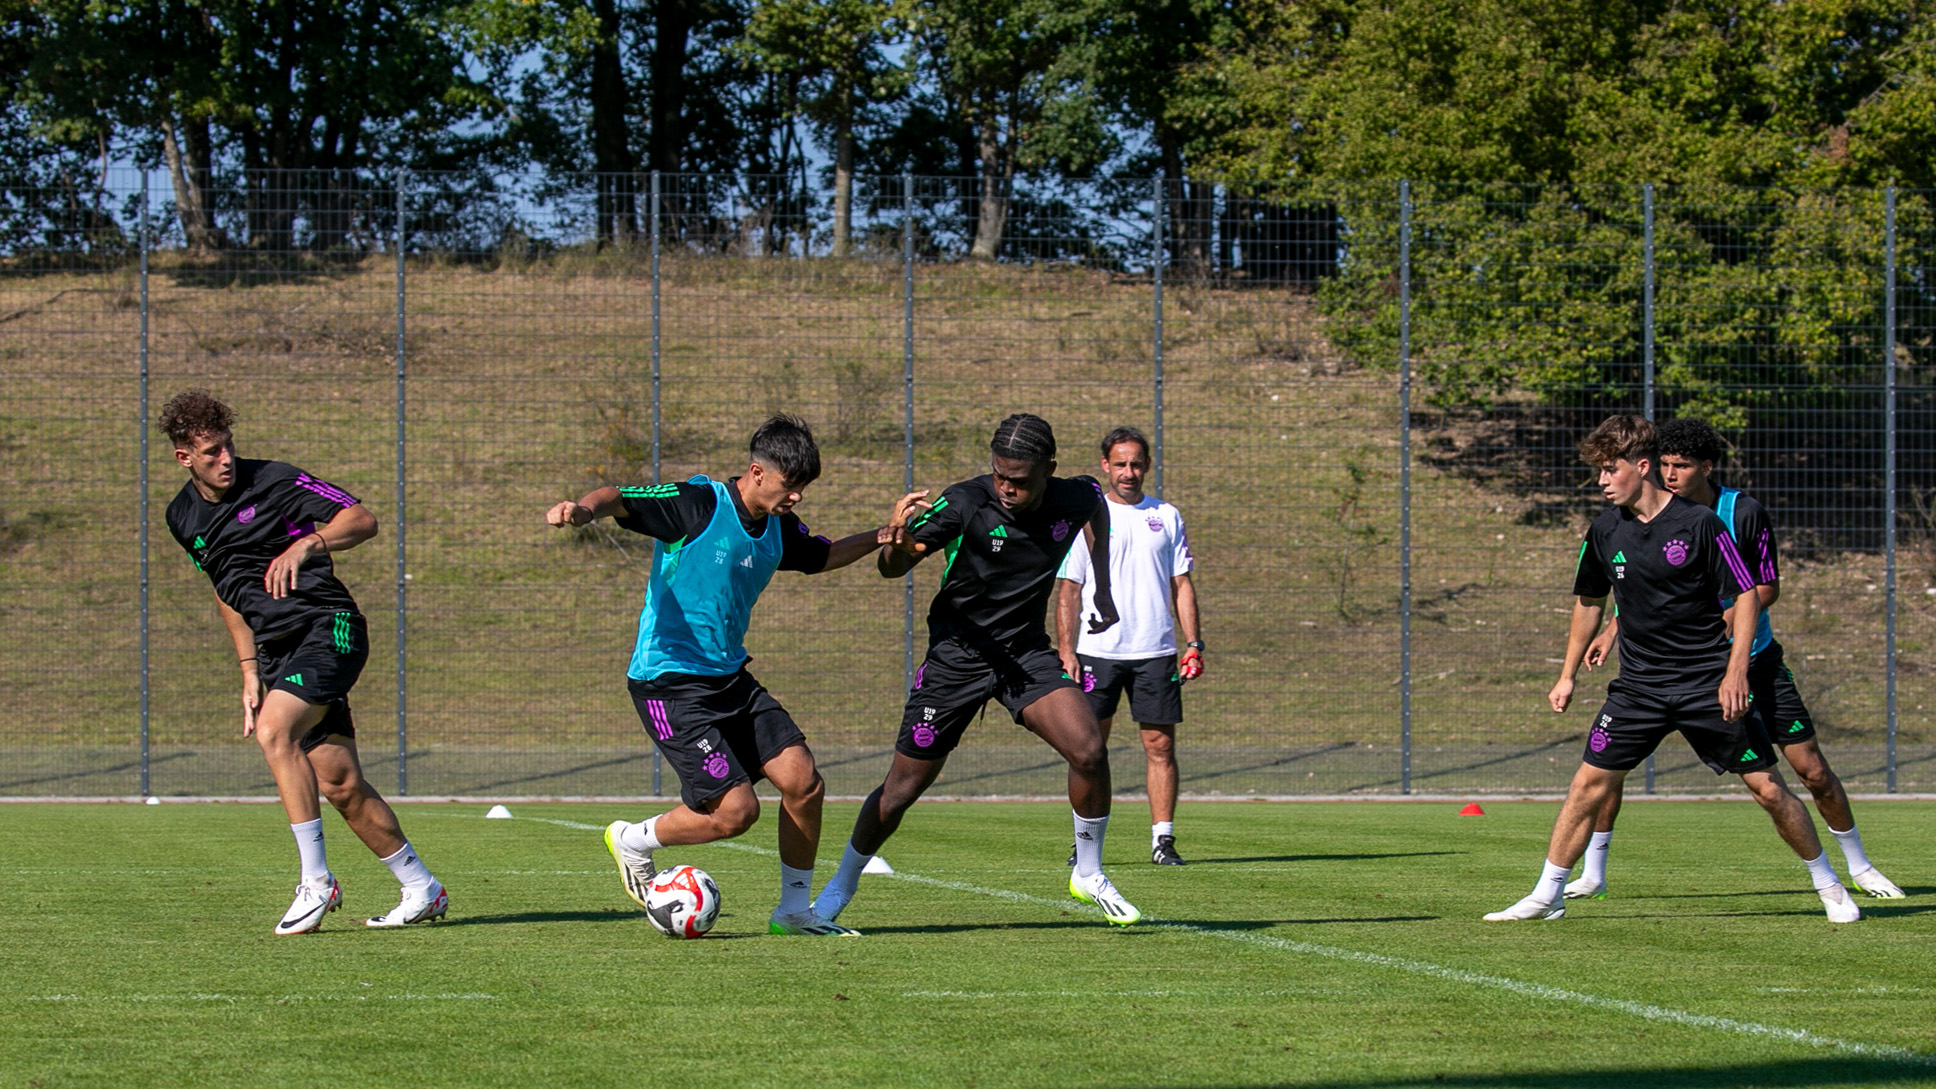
<box><xmin>512</xmin><ymin>821</ymin><xmax>1931</xmax><ymax>1065</ymax></box>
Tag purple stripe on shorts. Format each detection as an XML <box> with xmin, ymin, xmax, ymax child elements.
<box><xmin>647</xmin><ymin>698</ymin><xmax>673</xmax><ymax>741</ymax></box>
<box><xmin>1716</xmin><ymin>532</ymin><xmax>1754</xmax><ymax>593</ymax></box>
<box><xmin>295</xmin><ymin>472</ymin><xmax>359</xmax><ymax>507</ymax></box>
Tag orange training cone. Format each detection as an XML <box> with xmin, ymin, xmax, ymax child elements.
<box><xmin>1459</xmin><ymin>802</ymin><xmax>1486</xmax><ymax>816</ymax></box>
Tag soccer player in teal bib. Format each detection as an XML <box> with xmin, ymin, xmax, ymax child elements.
<box><xmin>546</xmin><ymin>415</ymin><xmax>924</xmax><ymax>936</ymax></box>
<box><xmin>1571</xmin><ymin>416</ymin><xmax>1904</xmax><ymax>901</ymax></box>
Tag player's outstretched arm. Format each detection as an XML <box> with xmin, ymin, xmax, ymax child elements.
<box><xmin>1083</xmin><ymin>500</ymin><xmax>1118</xmax><ymax>634</ymax></box>
<box><xmin>265</xmin><ymin>502</ymin><xmax>377</xmax><ymax>600</ymax></box>
<box><xmin>819</xmin><ymin>490</ymin><xmax>932</xmax><ymax>573</ymax></box>
<box><xmin>216</xmin><ymin>596</ymin><xmax>265</xmax><ymax>737</ymax></box>
<box><xmin>878</xmin><ymin>488</ymin><xmax>933</xmax><ymax>578</ymax></box>
<box><xmin>545</xmin><ymin>486</ymin><xmax>623</xmax><ymax>528</ymax></box>
<box><xmin>1549</xmin><ymin>595</ymin><xmax>1606</xmax><ymax>713</ymax></box>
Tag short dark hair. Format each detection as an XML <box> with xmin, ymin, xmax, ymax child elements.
<box><xmin>1578</xmin><ymin>414</ymin><xmax>1657</xmax><ymax>468</ymax></box>
<box><xmin>1098</xmin><ymin>426</ymin><xmax>1150</xmax><ymax>464</ymax></box>
<box><xmin>990</xmin><ymin>413</ymin><xmax>1056</xmax><ymax>465</ymax></box>
<box><xmin>1657</xmin><ymin>416</ymin><xmax>1726</xmax><ymax>466</ymax></box>
<box><xmin>159</xmin><ymin>389</ymin><xmax>235</xmax><ymax>446</ymax></box>
<box><xmin>750</xmin><ymin>414</ymin><xmax>821</xmax><ymax>486</ymax></box>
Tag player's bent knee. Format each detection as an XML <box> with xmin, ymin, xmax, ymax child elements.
<box><xmin>708</xmin><ymin>792</ymin><xmax>760</xmax><ymax>836</ymax></box>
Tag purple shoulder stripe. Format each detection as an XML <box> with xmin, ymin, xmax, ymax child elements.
<box><xmin>1757</xmin><ymin>529</ymin><xmax>1776</xmax><ymax>583</ymax></box>
<box><xmin>295</xmin><ymin>472</ymin><xmax>359</xmax><ymax>507</ymax></box>
<box><xmin>1715</xmin><ymin>532</ymin><xmax>1755</xmax><ymax>593</ymax></box>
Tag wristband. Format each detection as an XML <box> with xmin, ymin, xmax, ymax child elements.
<box><xmin>1185</xmin><ymin>641</ymin><xmax>1205</xmax><ymax>652</ymax></box>
<box><xmin>239</xmin><ymin>657</ymin><xmax>257</xmax><ymax>664</ymax></box>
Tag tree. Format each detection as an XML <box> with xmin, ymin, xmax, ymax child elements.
<box><xmin>740</xmin><ymin>0</ymin><xmax>907</xmax><ymax>254</ymax></box>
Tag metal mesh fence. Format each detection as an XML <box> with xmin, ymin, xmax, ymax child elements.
<box><xmin>3</xmin><ymin>172</ymin><xmax>1930</xmax><ymax>798</ymax></box>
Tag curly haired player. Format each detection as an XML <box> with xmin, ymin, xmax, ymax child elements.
<box><xmin>161</xmin><ymin>389</ymin><xmax>446</xmax><ymax>935</ymax></box>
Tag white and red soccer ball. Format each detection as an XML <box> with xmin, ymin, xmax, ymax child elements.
<box><xmin>644</xmin><ymin>864</ymin><xmax>721</xmax><ymax>938</ymax></box>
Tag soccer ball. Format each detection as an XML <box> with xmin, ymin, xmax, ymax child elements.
<box><xmin>643</xmin><ymin>864</ymin><xmax>721</xmax><ymax>938</ymax></box>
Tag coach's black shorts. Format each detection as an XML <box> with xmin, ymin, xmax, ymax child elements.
<box><xmin>257</xmin><ymin>611</ymin><xmax>366</xmax><ymax>752</ymax></box>
<box><xmin>1078</xmin><ymin>654</ymin><xmax>1183</xmax><ymax>726</ymax></box>
<box><xmin>1749</xmin><ymin>642</ymin><xmax>1816</xmax><ymax>746</ymax></box>
<box><xmin>897</xmin><ymin>637</ymin><xmax>1080</xmax><ymax>759</ymax></box>
<box><xmin>628</xmin><ymin>668</ymin><xmax>806</xmax><ymax>809</ymax></box>
<box><xmin>1584</xmin><ymin>679</ymin><xmax>1778</xmax><ymax>776</ymax></box>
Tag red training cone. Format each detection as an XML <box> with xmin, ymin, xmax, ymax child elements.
<box><xmin>1458</xmin><ymin>802</ymin><xmax>1486</xmax><ymax>816</ymax></box>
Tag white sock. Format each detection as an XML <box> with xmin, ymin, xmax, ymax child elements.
<box><xmin>1073</xmin><ymin>812</ymin><xmax>1109</xmax><ymax>878</ymax></box>
<box><xmin>1803</xmin><ymin>851</ymin><xmax>1841</xmax><ymax>891</ymax></box>
<box><xmin>1531</xmin><ymin>860</ymin><xmax>1570</xmax><ymax>904</ymax></box>
<box><xmin>815</xmin><ymin>843</ymin><xmax>871</xmax><ymax>918</ymax></box>
<box><xmin>779</xmin><ymin>863</ymin><xmax>813</xmax><ymax>916</ymax></box>
<box><xmin>1152</xmin><ymin>821</ymin><xmax>1174</xmax><ymax>846</ymax></box>
<box><xmin>379</xmin><ymin>841</ymin><xmax>435</xmax><ymax>891</ymax></box>
<box><xmin>1828</xmin><ymin>826</ymin><xmax>1872</xmax><ymax>875</ymax></box>
<box><xmin>291</xmin><ymin>819</ymin><xmax>329</xmax><ymax>882</ymax></box>
<box><xmin>1580</xmin><ymin>831</ymin><xmax>1612</xmax><ymax>886</ymax></box>
<box><xmin>619</xmin><ymin>816</ymin><xmax>664</xmax><ymax>854</ymax></box>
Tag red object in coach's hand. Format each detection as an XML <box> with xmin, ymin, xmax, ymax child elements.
<box><xmin>1179</xmin><ymin>649</ymin><xmax>1203</xmax><ymax>682</ymax></box>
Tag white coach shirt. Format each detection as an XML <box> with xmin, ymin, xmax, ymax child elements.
<box><xmin>1057</xmin><ymin>494</ymin><xmax>1194</xmax><ymax>660</ymax></box>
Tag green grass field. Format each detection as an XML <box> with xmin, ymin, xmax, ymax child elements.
<box><xmin>5</xmin><ymin>799</ymin><xmax>1934</xmax><ymax>1087</ymax></box>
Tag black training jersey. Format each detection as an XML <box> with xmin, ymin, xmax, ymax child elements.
<box><xmin>1572</xmin><ymin>493</ymin><xmax>1758</xmax><ymax>692</ymax></box>
<box><xmin>907</xmin><ymin>474</ymin><xmax>1104</xmax><ymax>649</ymax></box>
<box><xmin>612</xmin><ymin>477</ymin><xmax>831</xmax><ymax>573</ymax></box>
<box><xmin>166</xmin><ymin>459</ymin><xmax>362</xmax><ymax>641</ymax></box>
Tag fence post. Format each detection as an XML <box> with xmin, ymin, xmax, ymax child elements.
<box><xmin>138</xmin><ymin>169</ymin><xmax>151</xmax><ymax>799</ymax></box>
<box><xmin>1642</xmin><ymin>183</ymin><xmax>1656</xmax><ymax>795</ymax></box>
<box><xmin>1884</xmin><ymin>186</ymin><xmax>1899</xmax><ymax>793</ymax></box>
<box><xmin>1398</xmin><ymin>180</ymin><xmax>1413</xmax><ymax>795</ymax></box>
<box><xmin>903</xmin><ymin>173</ymin><xmax>917</xmax><ymax>692</ymax></box>
<box><xmin>1152</xmin><ymin>173</ymin><xmax>1166</xmax><ymax>497</ymax></box>
<box><xmin>394</xmin><ymin>179</ymin><xmax>409</xmax><ymax>796</ymax></box>
<box><xmin>650</xmin><ymin>170</ymin><xmax>664</xmax><ymax>797</ymax></box>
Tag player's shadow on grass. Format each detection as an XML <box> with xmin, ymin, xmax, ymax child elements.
<box><xmin>1137</xmin><ymin>1056</ymin><xmax>1934</xmax><ymax>1087</ymax></box>
<box><xmin>438</xmin><ymin>910</ymin><xmax>661</xmax><ymax>927</ymax></box>
<box><xmin>1190</xmin><ymin>851</ymin><xmax>1460</xmax><ymax>865</ymax></box>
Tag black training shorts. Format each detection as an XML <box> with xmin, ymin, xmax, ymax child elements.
<box><xmin>1749</xmin><ymin>642</ymin><xmax>1816</xmax><ymax>746</ymax></box>
<box><xmin>897</xmin><ymin>637</ymin><xmax>1080</xmax><ymax>759</ymax></box>
<box><xmin>1584</xmin><ymin>679</ymin><xmax>1778</xmax><ymax>776</ymax></box>
<box><xmin>257</xmin><ymin>611</ymin><xmax>366</xmax><ymax>752</ymax></box>
<box><xmin>628</xmin><ymin>668</ymin><xmax>806</xmax><ymax>809</ymax></box>
<box><xmin>1077</xmin><ymin>654</ymin><xmax>1183</xmax><ymax>726</ymax></box>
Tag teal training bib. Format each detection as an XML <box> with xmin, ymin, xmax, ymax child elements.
<box><xmin>628</xmin><ymin>477</ymin><xmax>785</xmax><ymax>680</ymax></box>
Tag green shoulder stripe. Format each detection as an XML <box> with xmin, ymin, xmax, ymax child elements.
<box><xmin>909</xmin><ymin>495</ymin><xmax>949</xmax><ymax>531</ymax></box>
<box><xmin>619</xmin><ymin>483</ymin><xmax>682</xmax><ymax>499</ymax></box>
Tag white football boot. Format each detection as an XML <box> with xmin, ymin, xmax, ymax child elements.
<box><xmin>1069</xmin><ymin>870</ymin><xmax>1141</xmax><ymax>926</ymax></box>
<box><xmin>769</xmin><ymin>908</ymin><xmax>861</xmax><ymax>936</ymax></box>
<box><xmin>275</xmin><ymin>874</ymin><xmax>342</xmax><ymax>935</ymax></box>
<box><xmin>1563</xmin><ymin>877</ymin><xmax>1607</xmax><ymax>900</ymax></box>
<box><xmin>1482</xmin><ymin>894</ymin><xmax>1565</xmax><ymax>922</ymax></box>
<box><xmin>367</xmin><ymin>880</ymin><xmax>449</xmax><ymax>928</ymax></box>
<box><xmin>1850</xmin><ymin>867</ymin><xmax>1906</xmax><ymax>899</ymax></box>
<box><xmin>604</xmin><ymin>821</ymin><xmax>656</xmax><ymax>910</ymax></box>
<box><xmin>1819</xmin><ymin>883</ymin><xmax>1862</xmax><ymax>923</ymax></box>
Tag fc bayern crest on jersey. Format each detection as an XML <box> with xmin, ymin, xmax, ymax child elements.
<box><xmin>236</xmin><ymin>505</ymin><xmax>257</xmax><ymax>524</ymax></box>
<box><xmin>1051</xmin><ymin>519</ymin><xmax>1072</xmax><ymax>542</ymax></box>
<box><xmin>1662</xmin><ymin>539</ymin><xmax>1689</xmax><ymax>566</ymax></box>
<box><xmin>1146</xmin><ymin>516</ymin><xmax>1163</xmax><ymax>533</ymax></box>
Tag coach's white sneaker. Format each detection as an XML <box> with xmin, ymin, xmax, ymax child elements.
<box><xmin>1483</xmin><ymin>894</ymin><xmax>1564</xmax><ymax>922</ymax></box>
<box><xmin>275</xmin><ymin>874</ymin><xmax>342</xmax><ymax>935</ymax></box>
<box><xmin>1851</xmin><ymin>867</ymin><xmax>1906</xmax><ymax>899</ymax></box>
<box><xmin>1070</xmin><ymin>871</ymin><xmax>1141</xmax><ymax>926</ymax></box>
<box><xmin>367</xmin><ymin>880</ymin><xmax>449</xmax><ymax>928</ymax></box>
<box><xmin>604</xmin><ymin>821</ymin><xmax>656</xmax><ymax>910</ymax></box>
<box><xmin>1563</xmin><ymin>877</ymin><xmax>1608</xmax><ymax>900</ymax></box>
<box><xmin>1820</xmin><ymin>884</ymin><xmax>1862</xmax><ymax>923</ymax></box>
<box><xmin>769</xmin><ymin>908</ymin><xmax>861</xmax><ymax>937</ymax></box>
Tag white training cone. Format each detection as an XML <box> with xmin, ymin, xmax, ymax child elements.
<box><xmin>863</xmin><ymin>855</ymin><xmax>894</xmax><ymax>875</ymax></box>
<box><xmin>144</xmin><ymin>796</ymin><xmax>160</xmax><ymax>806</ymax></box>
<box><xmin>485</xmin><ymin>804</ymin><xmax>514</xmax><ymax>819</ymax></box>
